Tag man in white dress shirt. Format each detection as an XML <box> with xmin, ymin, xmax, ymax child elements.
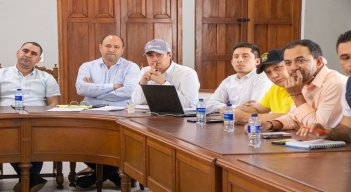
<box><xmin>206</xmin><ymin>42</ymin><xmax>272</xmax><ymax>113</ymax></box>
<box><xmin>131</xmin><ymin>39</ymin><xmax>200</xmax><ymax>108</ymax></box>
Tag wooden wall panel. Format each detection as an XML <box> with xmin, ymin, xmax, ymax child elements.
<box><xmin>276</xmin><ymin>25</ymin><xmax>291</xmax><ymax>48</ymax></box>
<box><xmin>94</xmin><ymin>0</ymin><xmax>114</xmax><ymax>17</ymax></box>
<box><xmin>127</xmin><ymin>0</ymin><xmax>146</xmax><ymax>17</ymax></box>
<box><xmin>153</xmin><ymin>0</ymin><xmax>171</xmax><ymax>18</ymax></box>
<box><xmin>68</xmin><ymin>0</ymin><xmax>88</xmax><ymax>17</ymax></box>
<box><xmin>67</xmin><ymin>22</ymin><xmax>90</xmax><ymax>102</ymax></box>
<box><xmin>125</xmin><ymin>23</ymin><xmax>148</xmax><ymax>66</ymax></box>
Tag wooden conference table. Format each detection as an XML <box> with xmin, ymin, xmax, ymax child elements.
<box><xmin>0</xmin><ymin>106</ymin><xmax>350</xmax><ymax>192</ymax></box>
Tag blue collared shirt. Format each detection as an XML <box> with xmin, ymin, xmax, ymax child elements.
<box><xmin>75</xmin><ymin>57</ymin><xmax>140</xmax><ymax>107</ymax></box>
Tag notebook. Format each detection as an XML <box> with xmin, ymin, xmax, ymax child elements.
<box><xmin>141</xmin><ymin>85</ymin><xmax>196</xmax><ymax>117</ymax></box>
<box><xmin>285</xmin><ymin>139</ymin><xmax>346</xmax><ymax>150</ymax></box>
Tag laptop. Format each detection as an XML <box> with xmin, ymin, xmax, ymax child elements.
<box><xmin>141</xmin><ymin>85</ymin><xmax>196</xmax><ymax>117</ymax></box>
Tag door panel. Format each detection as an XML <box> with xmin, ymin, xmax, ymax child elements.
<box><xmin>196</xmin><ymin>0</ymin><xmax>301</xmax><ymax>91</ymax></box>
<box><xmin>248</xmin><ymin>0</ymin><xmax>301</xmax><ymax>52</ymax></box>
<box><xmin>196</xmin><ymin>0</ymin><xmax>248</xmax><ymax>91</ymax></box>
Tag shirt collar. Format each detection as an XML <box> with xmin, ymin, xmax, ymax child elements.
<box><xmin>12</xmin><ymin>66</ymin><xmax>36</xmax><ymax>77</ymax></box>
<box><xmin>163</xmin><ymin>61</ymin><xmax>175</xmax><ymax>75</ymax></box>
<box><xmin>98</xmin><ymin>57</ymin><xmax>123</xmax><ymax>68</ymax></box>
<box><xmin>235</xmin><ymin>69</ymin><xmax>256</xmax><ymax>80</ymax></box>
<box><xmin>309</xmin><ymin>65</ymin><xmax>329</xmax><ymax>88</ymax></box>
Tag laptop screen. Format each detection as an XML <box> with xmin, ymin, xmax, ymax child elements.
<box><xmin>141</xmin><ymin>85</ymin><xmax>185</xmax><ymax>115</ymax></box>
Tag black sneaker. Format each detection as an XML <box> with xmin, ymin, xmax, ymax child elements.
<box><xmin>76</xmin><ymin>174</ymin><xmax>96</xmax><ymax>188</ymax></box>
<box><xmin>30</xmin><ymin>174</ymin><xmax>47</xmax><ymax>192</ymax></box>
<box><xmin>108</xmin><ymin>173</ymin><xmax>121</xmax><ymax>188</ymax></box>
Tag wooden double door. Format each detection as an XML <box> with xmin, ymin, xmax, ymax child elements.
<box><xmin>196</xmin><ymin>0</ymin><xmax>301</xmax><ymax>90</ymax></box>
<box><xmin>58</xmin><ymin>0</ymin><xmax>301</xmax><ymax>102</ymax></box>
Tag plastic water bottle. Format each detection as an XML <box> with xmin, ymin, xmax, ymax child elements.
<box><xmin>196</xmin><ymin>98</ymin><xmax>206</xmax><ymax>125</ymax></box>
<box><xmin>15</xmin><ymin>88</ymin><xmax>23</xmax><ymax>111</ymax></box>
<box><xmin>223</xmin><ymin>103</ymin><xmax>234</xmax><ymax>132</ymax></box>
<box><xmin>248</xmin><ymin>113</ymin><xmax>261</xmax><ymax>148</ymax></box>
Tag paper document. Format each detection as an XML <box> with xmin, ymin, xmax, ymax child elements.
<box><xmin>47</xmin><ymin>107</ymin><xmax>86</xmax><ymax>112</ymax></box>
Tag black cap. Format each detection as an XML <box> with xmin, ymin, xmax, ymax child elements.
<box><xmin>256</xmin><ymin>49</ymin><xmax>284</xmax><ymax>74</ymax></box>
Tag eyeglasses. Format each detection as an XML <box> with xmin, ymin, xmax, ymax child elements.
<box><xmin>68</xmin><ymin>101</ymin><xmax>92</xmax><ymax>109</ymax></box>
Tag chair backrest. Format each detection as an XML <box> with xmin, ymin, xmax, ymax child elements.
<box><xmin>35</xmin><ymin>64</ymin><xmax>59</xmax><ymax>82</ymax></box>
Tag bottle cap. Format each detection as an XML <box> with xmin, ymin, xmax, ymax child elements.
<box><xmin>226</xmin><ymin>103</ymin><xmax>232</xmax><ymax>106</ymax></box>
<box><xmin>251</xmin><ymin>113</ymin><xmax>258</xmax><ymax>117</ymax></box>
<box><xmin>199</xmin><ymin>98</ymin><xmax>204</xmax><ymax>102</ymax></box>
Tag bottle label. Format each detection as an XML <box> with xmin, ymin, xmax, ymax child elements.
<box><xmin>248</xmin><ymin>125</ymin><xmax>261</xmax><ymax>133</ymax></box>
<box><xmin>223</xmin><ymin>113</ymin><xmax>233</xmax><ymax>121</ymax></box>
<box><xmin>196</xmin><ymin>107</ymin><xmax>206</xmax><ymax>113</ymax></box>
<box><xmin>15</xmin><ymin>96</ymin><xmax>23</xmax><ymax>101</ymax></box>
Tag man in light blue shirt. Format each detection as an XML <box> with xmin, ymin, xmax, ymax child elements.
<box><xmin>75</xmin><ymin>35</ymin><xmax>140</xmax><ymax>189</ymax></box>
<box><xmin>75</xmin><ymin>34</ymin><xmax>140</xmax><ymax>107</ymax></box>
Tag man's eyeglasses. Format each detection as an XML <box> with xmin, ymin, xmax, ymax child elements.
<box><xmin>66</xmin><ymin>101</ymin><xmax>92</xmax><ymax>109</ymax></box>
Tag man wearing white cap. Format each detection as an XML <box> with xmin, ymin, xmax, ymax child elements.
<box><xmin>131</xmin><ymin>39</ymin><xmax>200</xmax><ymax>108</ymax></box>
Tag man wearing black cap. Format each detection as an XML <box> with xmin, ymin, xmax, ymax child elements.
<box><xmin>131</xmin><ymin>39</ymin><xmax>200</xmax><ymax>108</ymax></box>
<box><xmin>235</xmin><ymin>49</ymin><xmax>293</xmax><ymax>123</ymax></box>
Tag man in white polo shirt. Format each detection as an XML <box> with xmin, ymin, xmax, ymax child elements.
<box><xmin>0</xmin><ymin>41</ymin><xmax>60</xmax><ymax>192</ymax></box>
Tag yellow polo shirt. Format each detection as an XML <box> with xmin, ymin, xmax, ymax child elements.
<box><xmin>259</xmin><ymin>84</ymin><xmax>293</xmax><ymax>113</ymax></box>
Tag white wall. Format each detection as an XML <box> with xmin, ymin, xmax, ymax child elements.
<box><xmin>303</xmin><ymin>0</ymin><xmax>351</xmax><ymax>74</ymax></box>
<box><xmin>1</xmin><ymin>0</ymin><xmax>350</xmax><ymax>75</ymax></box>
<box><xmin>182</xmin><ymin>0</ymin><xmax>195</xmax><ymax>68</ymax></box>
<box><xmin>0</xmin><ymin>0</ymin><xmax>58</xmax><ymax>68</ymax></box>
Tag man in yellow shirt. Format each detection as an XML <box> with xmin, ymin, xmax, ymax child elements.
<box><xmin>235</xmin><ymin>49</ymin><xmax>293</xmax><ymax>123</ymax></box>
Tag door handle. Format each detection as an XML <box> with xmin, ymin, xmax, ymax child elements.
<box><xmin>237</xmin><ymin>18</ymin><xmax>250</xmax><ymax>23</ymax></box>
